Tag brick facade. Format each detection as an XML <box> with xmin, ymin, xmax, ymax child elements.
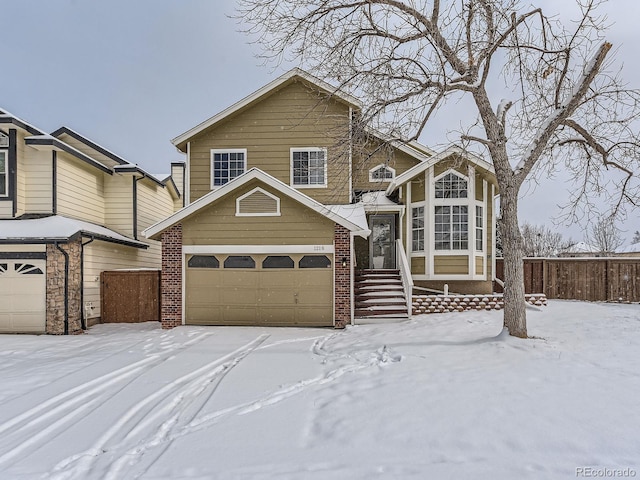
<box><xmin>161</xmin><ymin>224</ymin><xmax>183</xmax><ymax>329</ymax></box>
<box><xmin>46</xmin><ymin>240</ymin><xmax>83</xmax><ymax>335</ymax></box>
<box><xmin>334</xmin><ymin>224</ymin><xmax>352</xmax><ymax>328</ymax></box>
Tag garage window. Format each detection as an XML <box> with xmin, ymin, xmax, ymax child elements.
<box><xmin>15</xmin><ymin>263</ymin><xmax>44</xmax><ymax>275</ymax></box>
<box><xmin>224</xmin><ymin>256</ymin><xmax>256</xmax><ymax>268</ymax></box>
<box><xmin>262</xmin><ymin>256</ymin><xmax>294</xmax><ymax>269</ymax></box>
<box><xmin>0</xmin><ymin>263</ymin><xmax>6</xmax><ymax>274</ymax></box>
<box><xmin>299</xmin><ymin>255</ymin><xmax>332</xmax><ymax>269</ymax></box>
<box><xmin>188</xmin><ymin>255</ymin><xmax>220</xmax><ymax>268</ymax></box>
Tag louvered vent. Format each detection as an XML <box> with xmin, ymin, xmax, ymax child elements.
<box><xmin>236</xmin><ymin>188</ymin><xmax>280</xmax><ymax>216</ymax></box>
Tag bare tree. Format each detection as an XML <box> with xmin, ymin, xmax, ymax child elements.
<box><xmin>520</xmin><ymin>222</ymin><xmax>573</xmax><ymax>257</ymax></box>
<box><xmin>237</xmin><ymin>0</ymin><xmax>640</xmax><ymax>337</ymax></box>
<box><xmin>631</xmin><ymin>230</ymin><xmax>640</xmax><ymax>245</ymax></box>
<box><xmin>587</xmin><ymin>216</ymin><xmax>624</xmax><ymax>254</ymax></box>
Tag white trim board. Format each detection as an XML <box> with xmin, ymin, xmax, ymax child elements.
<box><xmin>183</xmin><ymin>245</ymin><xmax>335</xmax><ymax>254</ymax></box>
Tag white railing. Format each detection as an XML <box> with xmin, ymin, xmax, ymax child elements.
<box><xmin>396</xmin><ymin>239</ymin><xmax>414</xmax><ymax>318</ymax></box>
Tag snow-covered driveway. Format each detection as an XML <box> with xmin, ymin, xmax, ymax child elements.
<box><xmin>0</xmin><ymin>301</ymin><xmax>639</xmax><ymax>479</ymax></box>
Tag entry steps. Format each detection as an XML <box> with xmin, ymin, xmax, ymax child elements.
<box><xmin>354</xmin><ymin>269</ymin><xmax>409</xmax><ymax>319</ymax></box>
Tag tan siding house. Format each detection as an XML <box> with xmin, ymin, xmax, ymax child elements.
<box><xmin>146</xmin><ymin>68</ymin><xmax>499</xmax><ymax>329</ymax></box>
<box><xmin>0</xmin><ymin>111</ymin><xmax>181</xmax><ymax>334</ymax></box>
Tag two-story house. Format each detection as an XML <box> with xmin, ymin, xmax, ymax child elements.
<box><xmin>144</xmin><ymin>69</ymin><xmax>499</xmax><ymax>329</ymax></box>
<box><xmin>0</xmin><ymin>109</ymin><xmax>182</xmax><ymax>334</ymax></box>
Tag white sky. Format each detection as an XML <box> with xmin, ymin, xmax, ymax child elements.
<box><xmin>2</xmin><ymin>0</ymin><xmax>639</xmax><ymax>242</ymax></box>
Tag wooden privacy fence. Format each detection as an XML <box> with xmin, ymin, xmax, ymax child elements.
<box><xmin>495</xmin><ymin>258</ymin><xmax>640</xmax><ymax>302</ymax></box>
<box><xmin>101</xmin><ymin>270</ymin><xmax>161</xmax><ymax>323</ymax></box>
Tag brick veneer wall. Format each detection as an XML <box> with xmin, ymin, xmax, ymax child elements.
<box><xmin>46</xmin><ymin>240</ymin><xmax>83</xmax><ymax>335</ymax></box>
<box><xmin>161</xmin><ymin>224</ymin><xmax>183</xmax><ymax>329</ymax></box>
<box><xmin>334</xmin><ymin>224</ymin><xmax>351</xmax><ymax>328</ymax></box>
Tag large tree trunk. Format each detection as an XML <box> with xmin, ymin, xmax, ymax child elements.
<box><xmin>500</xmin><ymin>184</ymin><xmax>527</xmax><ymax>338</ymax></box>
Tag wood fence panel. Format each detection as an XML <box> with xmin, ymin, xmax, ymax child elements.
<box><xmin>101</xmin><ymin>270</ymin><xmax>160</xmax><ymax>323</ymax></box>
<box><xmin>495</xmin><ymin>258</ymin><xmax>640</xmax><ymax>302</ymax></box>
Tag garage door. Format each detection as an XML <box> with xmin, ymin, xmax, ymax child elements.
<box><xmin>0</xmin><ymin>260</ymin><xmax>47</xmax><ymax>333</ymax></box>
<box><xmin>185</xmin><ymin>253</ymin><xmax>334</xmax><ymax>327</ymax></box>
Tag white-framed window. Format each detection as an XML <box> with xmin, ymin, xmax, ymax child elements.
<box><xmin>476</xmin><ymin>206</ymin><xmax>483</xmax><ymax>251</ymax></box>
<box><xmin>434</xmin><ymin>205</ymin><xmax>468</xmax><ymax>250</ymax></box>
<box><xmin>412</xmin><ymin>206</ymin><xmax>424</xmax><ymax>252</ymax></box>
<box><xmin>291</xmin><ymin>148</ymin><xmax>327</xmax><ymax>187</ymax></box>
<box><xmin>210</xmin><ymin>149</ymin><xmax>247</xmax><ymax>188</ymax></box>
<box><xmin>435</xmin><ymin>172</ymin><xmax>467</xmax><ymax>198</ymax></box>
<box><xmin>0</xmin><ymin>150</ymin><xmax>7</xmax><ymax>197</ymax></box>
<box><xmin>369</xmin><ymin>164</ymin><xmax>395</xmax><ymax>182</ymax></box>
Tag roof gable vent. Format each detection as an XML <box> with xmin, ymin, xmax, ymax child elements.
<box><xmin>236</xmin><ymin>187</ymin><xmax>281</xmax><ymax>216</ymax></box>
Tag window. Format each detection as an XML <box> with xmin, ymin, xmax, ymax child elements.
<box><xmin>262</xmin><ymin>256</ymin><xmax>294</xmax><ymax>269</ymax></box>
<box><xmin>412</xmin><ymin>206</ymin><xmax>424</xmax><ymax>252</ymax></box>
<box><xmin>299</xmin><ymin>255</ymin><xmax>331</xmax><ymax>269</ymax></box>
<box><xmin>369</xmin><ymin>164</ymin><xmax>395</xmax><ymax>182</ymax></box>
<box><xmin>435</xmin><ymin>172</ymin><xmax>467</xmax><ymax>198</ymax></box>
<box><xmin>14</xmin><ymin>263</ymin><xmax>44</xmax><ymax>275</ymax></box>
<box><xmin>435</xmin><ymin>205</ymin><xmax>468</xmax><ymax>250</ymax></box>
<box><xmin>291</xmin><ymin>148</ymin><xmax>326</xmax><ymax>187</ymax></box>
<box><xmin>476</xmin><ymin>206</ymin><xmax>483</xmax><ymax>251</ymax></box>
<box><xmin>210</xmin><ymin>149</ymin><xmax>246</xmax><ymax>187</ymax></box>
<box><xmin>223</xmin><ymin>256</ymin><xmax>256</xmax><ymax>269</ymax></box>
<box><xmin>188</xmin><ymin>255</ymin><xmax>220</xmax><ymax>268</ymax></box>
<box><xmin>0</xmin><ymin>150</ymin><xmax>7</xmax><ymax>197</ymax></box>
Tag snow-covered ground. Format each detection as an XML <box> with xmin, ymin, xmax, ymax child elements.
<box><xmin>0</xmin><ymin>301</ymin><xmax>639</xmax><ymax>479</ymax></box>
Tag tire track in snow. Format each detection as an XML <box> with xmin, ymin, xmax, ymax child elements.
<box><xmin>0</xmin><ymin>331</ymin><xmax>212</xmax><ymax>469</ymax></box>
<box><xmin>48</xmin><ymin>334</ymin><xmax>271</xmax><ymax>480</ymax></box>
<box><xmin>66</xmin><ymin>343</ymin><xmax>391</xmax><ymax>478</ymax></box>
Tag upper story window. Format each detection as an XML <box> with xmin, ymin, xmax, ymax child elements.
<box><xmin>0</xmin><ymin>150</ymin><xmax>7</xmax><ymax>197</ymax></box>
<box><xmin>291</xmin><ymin>148</ymin><xmax>327</xmax><ymax>188</ymax></box>
<box><xmin>435</xmin><ymin>172</ymin><xmax>467</xmax><ymax>198</ymax></box>
<box><xmin>210</xmin><ymin>149</ymin><xmax>246</xmax><ymax>188</ymax></box>
<box><xmin>369</xmin><ymin>164</ymin><xmax>395</xmax><ymax>182</ymax></box>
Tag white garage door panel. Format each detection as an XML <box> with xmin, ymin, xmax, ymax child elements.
<box><xmin>0</xmin><ymin>260</ymin><xmax>47</xmax><ymax>333</ymax></box>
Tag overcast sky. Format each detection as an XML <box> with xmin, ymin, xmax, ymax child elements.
<box><xmin>3</xmin><ymin>0</ymin><xmax>639</xmax><ymax>242</ymax></box>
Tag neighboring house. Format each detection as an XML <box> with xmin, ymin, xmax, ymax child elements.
<box><xmin>0</xmin><ymin>109</ymin><xmax>182</xmax><ymax>334</ymax></box>
<box><xmin>144</xmin><ymin>68</ymin><xmax>499</xmax><ymax>329</ymax></box>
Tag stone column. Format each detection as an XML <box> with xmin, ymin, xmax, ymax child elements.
<box><xmin>46</xmin><ymin>239</ymin><xmax>82</xmax><ymax>335</ymax></box>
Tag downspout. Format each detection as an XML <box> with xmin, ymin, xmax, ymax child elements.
<box><xmin>133</xmin><ymin>174</ymin><xmax>145</xmax><ymax>240</ymax></box>
<box><xmin>80</xmin><ymin>236</ymin><xmax>95</xmax><ymax>330</ymax></box>
<box><xmin>54</xmin><ymin>241</ymin><xmax>70</xmax><ymax>335</ymax></box>
<box><xmin>52</xmin><ymin>151</ymin><xmax>57</xmax><ymax>214</ymax></box>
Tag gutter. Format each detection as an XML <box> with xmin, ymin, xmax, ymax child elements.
<box><xmin>80</xmin><ymin>235</ymin><xmax>95</xmax><ymax>330</ymax></box>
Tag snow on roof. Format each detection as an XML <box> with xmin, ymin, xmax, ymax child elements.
<box><xmin>565</xmin><ymin>241</ymin><xmax>600</xmax><ymax>253</ymax></box>
<box><xmin>359</xmin><ymin>191</ymin><xmax>402</xmax><ymax>211</ymax></box>
<box><xmin>615</xmin><ymin>244</ymin><xmax>640</xmax><ymax>254</ymax></box>
<box><xmin>0</xmin><ymin>107</ymin><xmax>47</xmax><ymax>135</ymax></box>
<box><xmin>0</xmin><ymin>215</ymin><xmax>148</xmax><ymax>248</ymax></box>
<box><xmin>326</xmin><ymin>203</ymin><xmax>371</xmax><ymax>237</ymax></box>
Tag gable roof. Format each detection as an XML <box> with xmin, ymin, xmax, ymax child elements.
<box><xmin>385</xmin><ymin>146</ymin><xmax>496</xmax><ymax>195</ymax></box>
<box><xmin>171</xmin><ymin>68</ymin><xmax>362</xmax><ymax>152</ymax></box>
<box><xmin>143</xmin><ymin>168</ymin><xmax>371</xmax><ymax>240</ymax></box>
<box><xmin>51</xmin><ymin>126</ymin><xmax>129</xmax><ymax>166</ymax></box>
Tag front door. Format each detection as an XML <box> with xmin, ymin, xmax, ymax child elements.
<box><xmin>369</xmin><ymin>215</ymin><xmax>396</xmax><ymax>269</ymax></box>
